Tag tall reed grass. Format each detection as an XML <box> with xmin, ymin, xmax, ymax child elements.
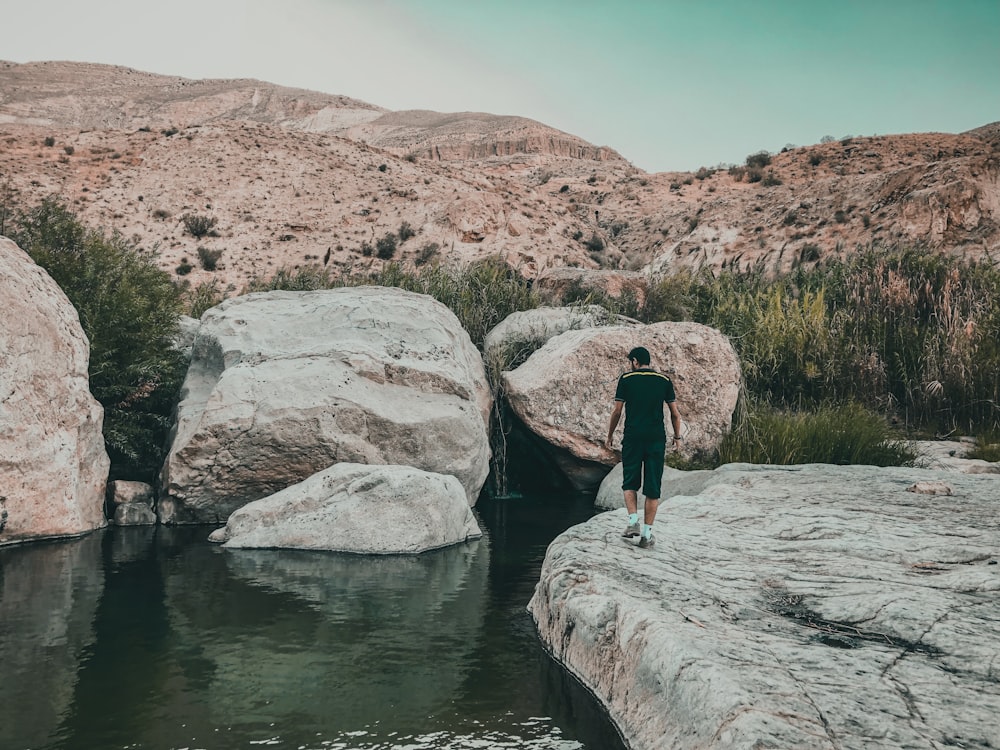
<box><xmin>717</xmin><ymin>399</ymin><xmax>916</xmax><ymax>466</ymax></box>
<box><xmin>630</xmin><ymin>247</ymin><xmax>1000</xmax><ymax>435</ymax></box>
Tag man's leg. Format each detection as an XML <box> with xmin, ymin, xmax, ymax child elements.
<box><xmin>620</xmin><ymin>441</ymin><xmax>641</xmax><ymax>537</ymax></box>
<box><xmin>643</xmin><ymin>496</ymin><xmax>659</xmax><ymax>526</ymax></box>
<box><xmin>639</xmin><ymin>441</ymin><xmax>666</xmax><ymax>547</ymax></box>
<box><xmin>624</xmin><ymin>489</ymin><xmax>638</xmax><ymax>516</ymax></box>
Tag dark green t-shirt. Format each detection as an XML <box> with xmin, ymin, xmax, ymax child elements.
<box><xmin>614</xmin><ymin>369</ymin><xmax>676</xmax><ymax>440</ymax></box>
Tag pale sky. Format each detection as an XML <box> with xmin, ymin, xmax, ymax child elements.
<box><xmin>3</xmin><ymin>0</ymin><xmax>998</xmax><ymax>172</ymax></box>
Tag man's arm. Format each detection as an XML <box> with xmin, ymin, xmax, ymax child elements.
<box><xmin>605</xmin><ymin>400</ymin><xmax>624</xmax><ymax>450</ymax></box>
<box><xmin>668</xmin><ymin>401</ymin><xmax>683</xmax><ymax>449</ymax></box>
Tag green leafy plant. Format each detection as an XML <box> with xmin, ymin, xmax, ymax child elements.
<box><xmin>745</xmin><ymin>151</ymin><xmax>772</xmax><ymax>169</ymax></box>
<box><xmin>397</xmin><ymin>221</ymin><xmax>416</xmax><ymax>242</ymax></box>
<box><xmin>182</xmin><ymin>279</ymin><xmax>227</xmax><ymax>318</ymax></box>
<box><xmin>376</xmin><ymin>232</ymin><xmax>398</xmax><ymax>260</ymax></box>
<box><xmin>182</xmin><ymin>214</ymin><xmax>217</xmax><ymax>238</ymax></box>
<box><xmin>717</xmin><ymin>400</ymin><xmax>915</xmax><ymax>467</ymax></box>
<box><xmin>584</xmin><ymin>233</ymin><xmax>605</xmax><ymax>253</ymax></box>
<box><xmin>10</xmin><ymin>199</ymin><xmax>186</xmax><ymax>481</ymax></box>
<box><xmin>966</xmin><ymin>430</ymin><xmax>1000</xmax><ymax>462</ymax></box>
<box><xmin>197</xmin><ymin>246</ymin><xmax>223</xmax><ymax>271</ymax></box>
<box><xmin>761</xmin><ymin>171</ymin><xmax>783</xmax><ymax>187</ymax></box>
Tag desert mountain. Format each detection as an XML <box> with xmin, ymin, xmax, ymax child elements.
<box><xmin>1</xmin><ymin>60</ymin><xmax>997</xmax><ymax>291</ymax></box>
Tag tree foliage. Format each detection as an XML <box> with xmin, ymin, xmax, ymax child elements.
<box><xmin>10</xmin><ymin>198</ymin><xmax>186</xmax><ymax>481</ymax></box>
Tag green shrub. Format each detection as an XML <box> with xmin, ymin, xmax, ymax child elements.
<box><xmin>966</xmin><ymin>430</ymin><xmax>1000</xmax><ymax>462</ymax></box>
<box><xmin>584</xmin><ymin>233</ymin><xmax>605</xmax><ymax>253</ymax></box>
<box><xmin>746</xmin><ymin>151</ymin><xmax>772</xmax><ymax>169</ymax></box>
<box><xmin>43</xmin><ymin>136</ymin><xmax>55</xmax><ymax>147</ymax></box>
<box><xmin>799</xmin><ymin>244</ymin><xmax>821</xmax><ymax>262</ymax></box>
<box><xmin>10</xmin><ymin>198</ymin><xmax>186</xmax><ymax>481</ymax></box>
<box><xmin>761</xmin><ymin>171</ymin><xmax>783</xmax><ymax>187</ymax></box>
<box><xmin>196</xmin><ymin>246</ymin><xmax>223</xmax><ymax>271</ymax></box>
<box><xmin>182</xmin><ymin>214</ymin><xmax>217</xmax><ymax>238</ymax></box>
<box><xmin>176</xmin><ymin>259</ymin><xmax>193</xmax><ymax>275</ymax></box>
<box><xmin>183</xmin><ymin>279</ymin><xmax>227</xmax><ymax>318</ymax></box>
<box><xmin>717</xmin><ymin>400</ymin><xmax>915</xmax><ymax>467</ymax></box>
<box><xmin>415</xmin><ymin>242</ymin><xmax>440</xmax><ymax>266</ymax></box>
<box><xmin>398</xmin><ymin>221</ymin><xmax>416</xmax><ymax>242</ymax></box>
<box><xmin>376</xmin><ymin>232</ymin><xmax>398</xmax><ymax>260</ymax></box>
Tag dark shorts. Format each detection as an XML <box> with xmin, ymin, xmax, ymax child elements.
<box><xmin>621</xmin><ymin>438</ymin><xmax>666</xmax><ymax>499</ymax></box>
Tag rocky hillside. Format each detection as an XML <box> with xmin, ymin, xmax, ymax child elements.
<box><xmin>1</xmin><ymin>60</ymin><xmax>997</xmax><ymax>291</ymax></box>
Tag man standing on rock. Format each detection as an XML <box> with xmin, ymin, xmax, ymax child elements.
<box><xmin>605</xmin><ymin>346</ymin><xmax>683</xmax><ymax>549</ymax></box>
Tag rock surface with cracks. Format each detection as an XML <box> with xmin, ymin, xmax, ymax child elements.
<box><xmin>529</xmin><ymin>463</ymin><xmax>1000</xmax><ymax>750</ymax></box>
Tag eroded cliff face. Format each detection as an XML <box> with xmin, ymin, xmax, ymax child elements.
<box><xmin>1</xmin><ymin>60</ymin><xmax>997</xmax><ymax>291</ymax></box>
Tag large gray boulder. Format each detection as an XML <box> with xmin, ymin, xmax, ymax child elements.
<box><xmin>0</xmin><ymin>237</ymin><xmax>109</xmax><ymax>544</ymax></box>
<box><xmin>214</xmin><ymin>463</ymin><xmax>482</xmax><ymax>554</ymax></box>
<box><xmin>529</xmin><ymin>463</ymin><xmax>1000</xmax><ymax>750</ymax></box>
<box><xmin>159</xmin><ymin>287</ymin><xmax>491</xmax><ymax>523</ymax></box>
<box><xmin>502</xmin><ymin>322</ymin><xmax>740</xmax><ymax>492</ymax></box>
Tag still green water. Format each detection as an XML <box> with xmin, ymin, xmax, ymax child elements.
<box><xmin>0</xmin><ymin>494</ymin><xmax>626</xmax><ymax>750</ymax></box>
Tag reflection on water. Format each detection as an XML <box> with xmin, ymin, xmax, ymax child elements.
<box><xmin>0</xmin><ymin>494</ymin><xmax>624</xmax><ymax>750</ymax></box>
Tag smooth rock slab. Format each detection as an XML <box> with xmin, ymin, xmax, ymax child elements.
<box><xmin>216</xmin><ymin>463</ymin><xmax>482</xmax><ymax>554</ymax></box>
<box><xmin>529</xmin><ymin>463</ymin><xmax>1000</xmax><ymax>750</ymax></box>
